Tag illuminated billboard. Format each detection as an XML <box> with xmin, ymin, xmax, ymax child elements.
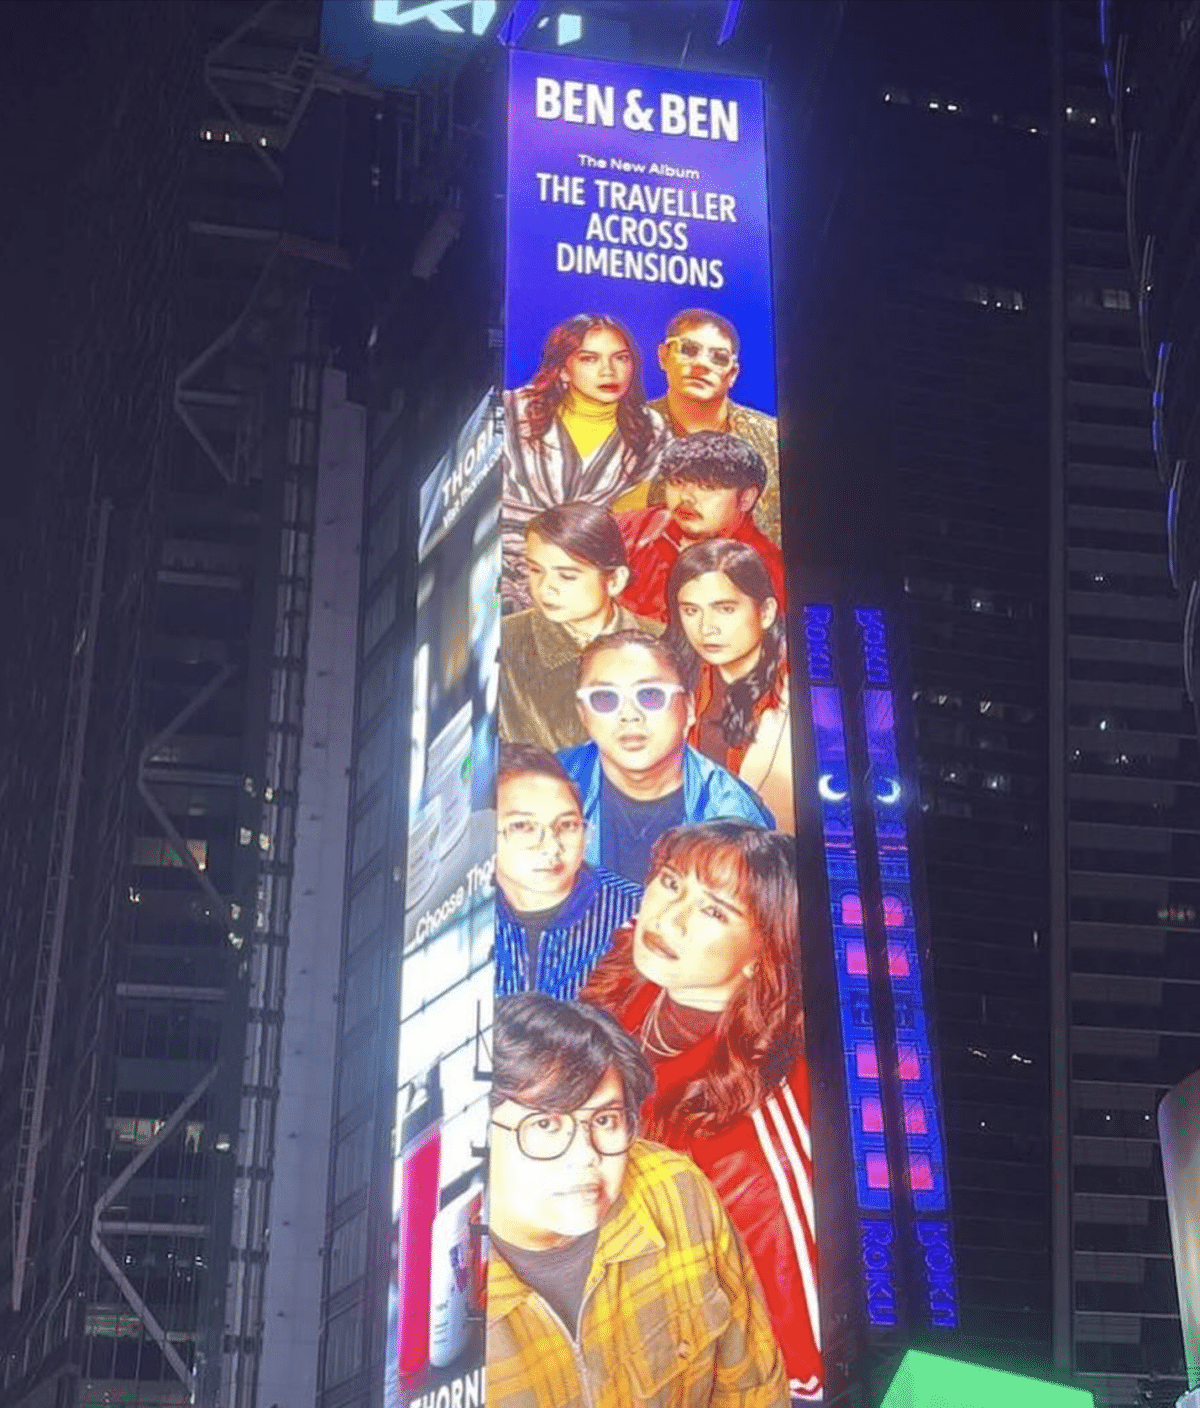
<box><xmin>802</xmin><ymin>601</ymin><xmax>958</xmax><ymax>1338</ymax></box>
<box><xmin>880</xmin><ymin>1350</ymin><xmax>1094</xmax><ymax>1408</ymax></box>
<box><xmin>386</xmin><ymin>392</ymin><xmax>502</xmax><ymax>1408</ymax></box>
<box><xmin>492</xmin><ymin>47</ymin><xmax>822</xmax><ymax>1404</ymax></box>
<box><xmin>1159</xmin><ymin>1068</ymin><xmax>1200</xmax><ymax>1389</ymax></box>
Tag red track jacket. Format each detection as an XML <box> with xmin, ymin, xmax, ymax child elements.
<box><xmin>611</xmin><ymin>983</ymin><xmax>824</xmax><ymax>1399</ymax></box>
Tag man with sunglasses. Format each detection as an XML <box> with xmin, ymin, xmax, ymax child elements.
<box><xmin>644</xmin><ymin>308</ymin><xmax>780</xmax><ymax>536</ymax></box>
<box><xmin>558</xmin><ymin>631</ymin><xmax>773</xmax><ymax>884</ymax></box>
<box><xmin>487</xmin><ymin>993</ymin><xmax>789</xmax><ymax>1408</ymax></box>
<box><xmin>496</xmin><ymin>743</ymin><xmax>643</xmax><ymax>999</ymax></box>
<box><xmin>615</xmin><ymin>431</ymin><xmax>787</xmax><ymax>624</ymax></box>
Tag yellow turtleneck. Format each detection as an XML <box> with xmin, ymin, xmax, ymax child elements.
<box><xmin>559</xmin><ymin>390</ymin><xmax>618</xmax><ymax>460</ymax></box>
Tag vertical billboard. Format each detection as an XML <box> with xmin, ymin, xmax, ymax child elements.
<box><xmin>387</xmin><ymin>393</ymin><xmax>502</xmax><ymax>1408</ymax></box>
<box><xmin>1159</xmin><ymin>1068</ymin><xmax>1200</xmax><ymax>1389</ymax></box>
<box><xmin>491</xmin><ymin>48</ymin><xmax>823</xmax><ymax>1404</ymax></box>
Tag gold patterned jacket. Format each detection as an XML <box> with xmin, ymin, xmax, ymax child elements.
<box><xmin>486</xmin><ymin>1140</ymin><xmax>789</xmax><ymax>1408</ymax></box>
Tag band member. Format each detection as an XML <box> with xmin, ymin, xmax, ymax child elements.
<box><xmin>487</xmin><ymin>993</ymin><xmax>789</xmax><ymax>1408</ymax></box>
<box><xmin>559</xmin><ymin>631</ymin><xmax>774</xmax><ymax>885</ymax></box>
<box><xmin>502</xmin><ymin>315</ymin><xmax>667</xmax><ymax>609</ymax></box>
<box><xmin>616</xmin><ymin>309</ymin><xmax>780</xmax><ymax>540</ymax></box>
<box><xmin>665</xmin><ymin>540</ymin><xmax>794</xmax><ymax>833</ymax></box>
<box><xmin>499</xmin><ymin>502</ymin><xmax>661</xmax><ymax>754</ymax></box>
<box><xmin>581</xmin><ymin>822</ymin><xmax>823</xmax><ymax>1400</ymax></box>
<box><xmin>616</xmin><ymin>433</ymin><xmax>786</xmax><ymax>624</ymax></box>
<box><xmin>495</xmin><ymin>743</ymin><xmax>642</xmax><ymax>999</ymax></box>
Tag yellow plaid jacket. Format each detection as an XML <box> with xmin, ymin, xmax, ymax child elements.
<box><xmin>486</xmin><ymin>1140</ymin><xmax>789</xmax><ymax>1408</ymax></box>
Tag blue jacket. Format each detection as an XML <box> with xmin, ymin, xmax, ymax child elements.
<box><xmin>557</xmin><ymin>742</ymin><xmax>775</xmax><ymax>870</ymax></box>
<box><xmin>494</xmin><ymin>864</ymin><xmax>644</xmax><ymax>1000</ymax></box>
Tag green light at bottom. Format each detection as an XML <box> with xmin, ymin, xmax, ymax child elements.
<box><xmin>881</xmin><ymin>1350</ymin><xmax>1095</xmax><ymax>1408</ymax></box>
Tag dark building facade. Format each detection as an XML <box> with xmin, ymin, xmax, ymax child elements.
<box><xmin>795</xmin><ymin>0</ymin><xmax>1055</xmax><ymax>1374</ymax></box>
<box><xmin>0</xmin><ymin>2</ymin><xmax>386</xmax><ymax>1405</ymax></box>
<box><xmin>1052</xmin><ymin>0</ymin><xmax>1200</xmax><ymax>1402</ymax></box>
<box><xmin>1108</xmin><ymin>0</ymin><xmax>1200</xmax><ymax>733</ymax></box>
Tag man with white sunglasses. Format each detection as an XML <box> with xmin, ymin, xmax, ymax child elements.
<box><xmin>558</xmin><ymin>631</ymin><xmax>773</xmax><ymax>884</ymax></box>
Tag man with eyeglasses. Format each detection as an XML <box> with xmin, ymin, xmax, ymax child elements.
<box><xmin>615</xmin><ymin>432</ymin><xmax>787</xmax><ymax>625</ymax></box>
<box><xmin>496</xmin><ymin>743</ymin><xmax>643</xmax><ymax>999</ymax></box>
<box><xmin>487</xmin><ymin>993</ymin><xmax>788</xmax><ymax>1408</ymax></box>
<box><xmin>558</xmin><ymin>631</ymin><xmax>773</xmax><ymax>884</ymax></box>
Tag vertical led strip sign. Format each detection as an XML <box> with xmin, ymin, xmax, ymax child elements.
<box><xmin>386</xmin><ymin>393</ymin><xmax>502</xmax><ymax>1408</ymax></box>
<box><xmin>804</xmin><ymin>604</ymin><xmax>900</xmax><ymax>1330</ymax></box>
<box><xmin>854</xmin><ymin>608</ymin><xmax>958</xmax><ymax>1332</ymax></box>
<box><xmin>495</xmin><ymin>50</ymin><xmax>822</xmax><ymax>1403</ymax></box>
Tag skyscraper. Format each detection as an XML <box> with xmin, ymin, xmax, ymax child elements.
<box><xmin>796</xmin><ymin>0</ymin><xmax>1195</xmax><ymax>1397</ymax></box>
<box><xmin>0</xmin><ymin>3</ymin><xmax>381</xmax><ymax>1404</ymax></box>
<box><xmin>794</xmin><ymin>0</ymin><xmax>1055</xmax><ymax>1372</ymax></box>
<box><xmin>1051</xmin><ymin>2</ymin><xmax>1197</xmax><ymax>1402</ymax></box>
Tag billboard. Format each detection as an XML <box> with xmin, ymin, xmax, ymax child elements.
<box><xmin>386</xmin><ymin>392</ymin><xmax>502</xmax><ymax>1408</ymax></box>
<box><xmin>880</xmin><ymin>1350</ymin><xmax>1094</xmax><ymax>1408</ymax></box>
<box><xmin>1159</xmin><ymin>1068</ymin><xmax>1200</xmax><ymax>1389</ymax></box>
<box><xmin>490</xmin><ymin>47</ymin><xmax>822</xmax><ymax>1404</ymax></box>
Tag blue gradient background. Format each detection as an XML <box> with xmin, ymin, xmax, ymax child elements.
<box><xmin>505</xmin><ymin>49</ymin><xmax>777</xmax><ymax>414</ymax></box>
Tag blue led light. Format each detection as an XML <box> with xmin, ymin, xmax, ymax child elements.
<box><xmin>860</xmin><ymin>1218</ymin><xmax>900</xmax><ymax>1327</ymax></box>
<box><xmin>805</xmin><ymin>606</ymin><xmax>890</xmax><ymax>1217</ymax></box>
<box><xmin>853</xmin><ymin>609</ymin><xmax>959</xmax><ymax>1331</ymax></box>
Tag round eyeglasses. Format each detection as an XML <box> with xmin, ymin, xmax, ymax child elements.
<box><xmin>491</xmin><ymin>1106</ymin><xmax>634</xmax><ymax>1161</ymax></box>
<box><xmin>499</xmin><ymin>815</ymin><xmax>584</xmax><ymax>849</ymax></box>
<box><xmin>575</xmin><ymin>683</ymin><xmax>687</xmax><ymax>716</ymax></box>
<box><xmin>664</xmin><ymin>336</ymin><xmax>736</xmax><ymax>371</ymax></box>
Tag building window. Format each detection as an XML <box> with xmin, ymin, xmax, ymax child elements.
<box><xmin>362</xmin><ymin>582</ymin><xmax>397</xmax><ymax>655</ymax></box>
<box><xmin>333</xmin><ymin>1123</ymin><xmax>371</xmax><ymax>1204</ymax></box>
<box><xmin>350</xmin><ymin>799</ymin><xmax>385</xmax><ymax>877</ymax></box>
<box><xmin>131</xmin><ymin>835</ymin><xmax>208</xmax><ymax>871</ymax></box>
<box><xmin>323</xmin><ymin>1307</ymin><xmax>364</xmax><ymax>1387</ymax></box>
<box><xmin>328</xmin><ymin>1213</ymin><xmax>367</xmax><ymax>1293</ymax></box>
<box><xmin>346</xmin><ymin>873</ymin><xmax>384</xmax><ymax>954</ymax></box>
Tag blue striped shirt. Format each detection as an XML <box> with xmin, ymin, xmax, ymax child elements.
<box><xmin>495</xmin><ymin>864</ymin><xmax>643</xmax><ymax>1000</ymax></box>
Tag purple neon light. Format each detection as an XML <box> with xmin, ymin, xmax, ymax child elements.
<box><xmin>717</xmin><ymin>0</ymin><xmax>743</xmax><ymax>45</ymax></box>
<box><xmin>804</xmin><ymin>605</ymin><xmax>890</xmax><ymax>1220</ymax></box>
<box><xmin>853</xmin><ymin>607</ymin><xmax>959</xmax><ymax>1329</ymax></box>
<box><xmin>497</xmin><ymin>0</ymin><xmax>542</xmax><ymax>46</ymax></box>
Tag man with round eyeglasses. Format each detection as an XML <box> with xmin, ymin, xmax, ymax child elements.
<box><xmin>496</xmin><ymin>743</ymin><xmax>643</xmax><ymax>999</ymax></box>
<box><xmin>487</xmin><ymin>993</ymin><xmax>788</xmax><ymax>1408</ymax></box>
<box><xmin>557</xmin><ymin>631</ymin><xmax>773</xmax><ymax>884</ymax></box>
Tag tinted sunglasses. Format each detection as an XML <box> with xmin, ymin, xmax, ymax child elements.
<box><xmin>664</xmin><ymin>336</ymin><xmax>736</xmax><ymax>370</ymax></box>
<box><xmin>575</xmin><ymin>683</ymin><xmax>688</xmax><ymax>715</ymax></box>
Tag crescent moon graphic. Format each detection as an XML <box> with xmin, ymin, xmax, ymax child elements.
<box><xmin>877</xmin><ymin>779</ymin><xmax>902</xmax><ymax>805</ymax></box>
<box><xmin>818</xmin><ymin>773</ymin><xmax>849</xmax><ymax>803</ymax></box>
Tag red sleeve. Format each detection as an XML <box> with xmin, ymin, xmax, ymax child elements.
<box><xmin>615</xmin><ymin>508</ymin><xmax>670</xmax><ymax>623</ymax></box>
<box><xmin>764</xmin><ymin>540</ymin><xmax>788</xmax><ymax>614</ymax></box>
<box><xmin>695</xmin><ymin>1071</ymin><xmax>823</xmax><ymax>1396</ymax></box>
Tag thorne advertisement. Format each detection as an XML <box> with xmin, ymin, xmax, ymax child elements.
<box><xmin>386</xmin><ymin>392</ymin><xmax>502</xmax><ymax>1408</ymax></box>
<box><xmin>490</xmin><ymin>48</ymin><xmax>822</xmax><ymax>1404</ymax></box>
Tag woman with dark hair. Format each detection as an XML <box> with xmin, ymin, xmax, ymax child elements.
<box><xmin>579</xmin><ymin>821</ymin><xmax>822</xmax><ymax>1400</ymax></box>
<box><xmin>499</xmin><ymin>503</ymin><xmax>662</xmax><ymax>752</ymax></box>
<box><xmin>665</xmin><ymin>539</ymin><xmax>794</xmax><ymax>832</ymax></box>
<box><xmin>502</xmin><ymin>314</ymin><xmax>667</xmax><ymax>609</ymax></box>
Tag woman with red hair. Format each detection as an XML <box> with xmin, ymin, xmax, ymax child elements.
<box><xmin>580</xmin><ymin>820</ymin><xmax>822</xmax><ymax>1400</ymax></box>
<box><xmin>503</xmin><ymin>314</ymin><xmax>667</xmax><ymax>610</ymax></box>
